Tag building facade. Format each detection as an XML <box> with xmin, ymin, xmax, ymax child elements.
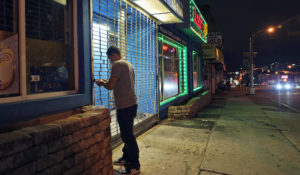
<box><xmin>0</xmin><ymin>0</ymin><xmax>211</xmax><ymax>135</ymax></box>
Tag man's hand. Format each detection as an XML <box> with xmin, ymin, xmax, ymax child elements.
<box><xmin>96</xmin><ymin>79</ymin><xmax>108</xmax><ymax>86</ymax></box>
<box><xmin>95</xmin><ymin>77</ymin><xmax>118</xmax><ymax>90</ymax></box>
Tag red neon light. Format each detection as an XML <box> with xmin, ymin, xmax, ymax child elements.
<box><xmin>163</xmin><ymin>44</ymin><xmax>169</xmax><ymax>52</ymax></box>
<box><xmin>193</xmin><ymin>7</ymin><xmax>204</xmax><ymax>32</ymax></box>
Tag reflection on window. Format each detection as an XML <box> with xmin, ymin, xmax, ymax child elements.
<box><xmin>0</xmin><ymin>0</ymin><xmax>19</xmax><ymax>98</ymax></box>
<box><xmin>193</xmin><ymin>51</ymin><xmax>201</xmax><ymax>89</ymax></box>
<box><xmin>26</xmin><ymin>0</ymin><xmax>74</xmax><ymax>94</ymax></box>
<box><xmin>160</xmin><ymin>43</ymin><xmax>180</xmax><ymax>100</ymax></box>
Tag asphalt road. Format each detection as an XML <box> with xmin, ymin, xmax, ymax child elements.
<box><xmin>254</xmin><ymin>86</ymin><xmax>300</xmax><ymax>112</ymax></box>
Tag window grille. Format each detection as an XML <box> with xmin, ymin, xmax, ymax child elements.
<box><xmin>92</xmin><ymin>0</ymin><xmax>158</xmax><ymax>137</ymax></box>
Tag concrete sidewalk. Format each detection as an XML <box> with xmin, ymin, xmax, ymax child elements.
<box><xmin>113</xmin><ymin>88</ymin><xmax>300</xmax><ymax>175</ymax></box>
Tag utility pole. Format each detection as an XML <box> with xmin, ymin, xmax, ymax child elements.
<box><xmin>249</xmin><ymin>32</ymin><xmax>255</xmax><ymax>95</ymax></box>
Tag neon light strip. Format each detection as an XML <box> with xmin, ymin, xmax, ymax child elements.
<box><xmin>192</xmin><ymin>50</ymin><xmax>203</xmax><ymax>91</ymax></box>
<box><xmin>159</xmin><ymin>33</ymin><xmax>188</xmax><ymax>106</ymax></box>
<box><xmin>193</xmin><ymin>87</ymin><xmax>202</xmax><ymax>92</ymax></box>
<box><xmin>190</xmin><ymin>27</ymin><xmax>207</xmax><ymax>43</ymax></box>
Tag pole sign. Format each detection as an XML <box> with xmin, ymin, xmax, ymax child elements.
<box><xmin>190</xmin><ymin>0</ymin><xmax>208</xmax><ymax>43</ymax></box>
<box><xmin>207</xmin><ymin>32</ymin><xmax>223</xmax><ymax>45</ymax></box>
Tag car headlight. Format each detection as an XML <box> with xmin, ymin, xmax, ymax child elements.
<box><xmin>276</xmin><ymin>84</ymin><xmax>282</xmax><ymax>89</ymax></box>
<box><xmin>285</xmin><ymin>84</ymin><xmax>291</xmax><ymax>89</ymax></box>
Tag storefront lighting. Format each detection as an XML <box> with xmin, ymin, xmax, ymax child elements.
<box><xmin>190</xmin><ymin>27</ymin><xmax>207</xmax><ymax>43</ymax></box>
<box><xmin>189</xmin><ymin>0</ymin><xmax>208</xmax><ymax>43</ymax></box>
<box><xmin>193</xmin><ymin>87</ymin><xmax>202</xmax><ymax>91</ymax></box>
<box><xmin>130</xmin><ymin>0</ymin><xmax>182</xmax><ymax>23</ymax></box>
<box><xmin>159</xmin><ymin>34</ymin><xmax>188</xmax><ymax>106</ymax></box>
<box><xmin>54</xmin><ymin>0</ymin><xmax>66</xmax><ymax>5</ymax></box>
<box><xmin>163</xmin><ymin>44</ymin><xmax>169</xmax><ymax>52</ymax></box>
<box><xmin>170</xmin><ymin>48</ymin><xmax>175</xmax><ymax>53</ymax></box>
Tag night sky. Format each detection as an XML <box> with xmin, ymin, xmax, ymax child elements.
<box><xmin>197</xmin><ymin>0</ymin><xmax>300</xmax><ymax>71</ymax></box>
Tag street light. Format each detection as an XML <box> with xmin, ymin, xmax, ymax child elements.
<box><xmin>249</xmin><ymin>27</ymin><xmax>275</xmax><ymax>95</ymax></box>
<box><xmin>267</xmin><ymin>27</ymin><xmax>275</xmax><ymax>33</ymax></box>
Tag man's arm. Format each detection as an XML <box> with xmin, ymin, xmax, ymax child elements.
<box><xmin>96</xmin><ymin>76</ymin><xmax>118</xmax><ymax>90</ymax></box>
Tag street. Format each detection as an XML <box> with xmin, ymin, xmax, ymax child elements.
<box><xmin>254</xmin><ymin>86</ymin><xmax>300</xmax><ymax>112</ymax></box>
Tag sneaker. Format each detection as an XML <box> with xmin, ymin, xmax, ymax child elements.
<box><xmin>113</xmin><ymin>157</ymin><xmax>127</xmax><ymax>166</ymax></box>
<box><xmin>120</xmin><ymin>168</ymin><xmax>140</xmax><ymax>175</ymax></box>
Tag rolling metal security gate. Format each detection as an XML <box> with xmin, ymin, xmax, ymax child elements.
<box><xmin>92</xmin><ymin>0</ymin><xmax>158</xmax><ymax>137</ymax></box>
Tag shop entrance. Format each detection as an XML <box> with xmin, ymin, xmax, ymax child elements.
<box><xmin>91</xmin><ymin>0</ymin><xmax>158</xmax><ymax>142</ymax></box>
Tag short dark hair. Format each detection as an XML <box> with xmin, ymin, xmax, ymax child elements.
<box><xmin>106</xmin><ymin>46</ymin><xmax>121</xmax><ymax>56</ymax></box>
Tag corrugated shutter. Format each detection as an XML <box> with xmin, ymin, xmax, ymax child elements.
<box><xmin>92</xmin><ymin>0</ymin><xmax>158</xmax><ymax>137</ymax></box>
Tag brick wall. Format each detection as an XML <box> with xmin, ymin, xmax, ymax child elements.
<box><xmin>168</xmin><ymin>91</ymin><xmax>211</xmax><ymax>119</ymax></box>
<box><xmin>0</xmin><ymin>109</ymin><xmax>113</xmax><ymax>175</ymax></box>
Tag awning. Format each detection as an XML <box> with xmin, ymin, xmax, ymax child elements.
<box><xmin>130</xmin><ymin>0</ymin><xmax>183</xmax><ymax>23</ymax></box>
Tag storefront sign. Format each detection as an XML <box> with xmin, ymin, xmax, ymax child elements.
<box><xmin>190</xmin><ymin>0</ymin><xmax>207</xmax><ymax>43</ymax></box>
<box><xmin>202</xmin><ymin>48</ymin><xmax>216</xmax><ymax>59</ymax></box>
<box><xmin>207</xmin><ymin>32</ymin><xmax>223</xmax><ymax>45</ymax></box>
<box><xmin>163</xmin><ymin>0</ymin><xmax>183</xmax><ymax>19</ymax></box>
<box><xmin>193</xmin><ymin>7</ymin><xmax>204</xmax><ymax>31</ymax></box>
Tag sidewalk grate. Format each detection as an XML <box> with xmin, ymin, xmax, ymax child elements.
<box><xmin>161</xmin><ymin>119</ymin><xmax>215</xmax><ymax>130</ymax></box>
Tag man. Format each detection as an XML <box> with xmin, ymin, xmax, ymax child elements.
<box><xmin>96</xmin><ymin>46</ymin><xmax>140</xmax><ymax>175</ymax></box>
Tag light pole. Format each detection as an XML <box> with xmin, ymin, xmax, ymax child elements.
<box><xmin>249</xmin><ymin>27</ymin><xmax>274</xmax><ymax>95</ymax></box>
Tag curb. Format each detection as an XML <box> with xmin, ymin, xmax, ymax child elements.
<box><xmin>277</xmin><ymin>102</ymin><xmax>300</xmax><ymax>113</ymax></box>
<box><xmin>264</xmin><ymin>95</ymin><xmax>300</xmax><ymax>113</ymax></box>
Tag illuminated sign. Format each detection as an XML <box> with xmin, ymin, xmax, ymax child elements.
<box><xmin>163</xmin><ymin>0</ymin><xmax>183</xmax><ymax>19</ymax></box>
<box><xmin>193</xmin><ymin>7</ymin><xmax>204</xmax><ymax>31</ymax></box>
<box><xmin>190</xmin><ymin>0</ymin><xmax>207</xmax><ymax>43</ymax></box>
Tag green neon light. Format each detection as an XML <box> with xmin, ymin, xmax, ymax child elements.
<box><xmin>189</xmin><ymin>0</ymin><xmax>207</xmax><ymax>43</ymax></box>
<box><xmin>159</xmin><ymin>33</ymin><xmax>188</xmax><ymax>106</ymax></box>
<box><xmin>183</xmin><ymin>47</ymin><xmax>188</xmax><ymax>95</ymax></box>
<box><xmin>190</xmin><ymin>27</ymin><xmax>207</xmax><ymax>43</ymax></box>
<box><xmin>192</xmin><ymin>50</ymin><xmax>203</xmax><ymax>91</ymax></box>
<box><xmin>193</xmin><ymin>86</ymin><xmax>202</xmax><ymax>92</ymax></box>
<box><xmin>202</xmin><ymin>90</ymin><xmax>209</xmax><ymax>95</ymax></box>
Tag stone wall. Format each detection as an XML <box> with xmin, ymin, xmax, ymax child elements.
<box><xmin>168</xmin><ymin>91</ymin><xmax>211</xmax><ymax>119</ymax></box>
<box><xmin>0</xmin><ymin>109</ymin><xmax>113</xmax><ymax>175</ymax></box>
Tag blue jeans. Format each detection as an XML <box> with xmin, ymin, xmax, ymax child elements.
<box><xmin>116</xmin><ymin>104</ymin><xmax>140</xmax><ymax>169</ymax></box>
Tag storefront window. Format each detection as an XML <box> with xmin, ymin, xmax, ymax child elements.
<box><xmin>0</xmin><ymin>0</ymin><xmax>19</xmax><ymax>98</ymax></box>
<box><xmin>159</xmin><ymin>34</ymin><xmax>187</xmax><ymax>103</ymax></box>
<box><xmin>193</xmin><ymin>51</ymin><xmax>202</xmax><ymax>91</ymax></box>
<box><xmin>161</xmin><ymin>43</ymin><xmax>179</xmax><ymax>100</ymax></box>
<box><xmin>26</xmin><ymin>0</ymin><xmax>74</xmax><ymax>94</ymax></box>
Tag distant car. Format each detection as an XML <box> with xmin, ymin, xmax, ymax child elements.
<box><xmin>274</xmin><ymin>81</ymin><xmax>295</xmax><ymax>90</ymax></box>
<box><xmin>261</xmin><ymin>82</ymin><xmax>267</xmax><ymax>86</ymax></box>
